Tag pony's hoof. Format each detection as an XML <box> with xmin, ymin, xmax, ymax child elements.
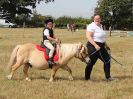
<box><xmin>25</xmin><ymin>77</ymin><xmax>31</xmax><ymax>82</ymax></box>
<box><xmin>49</xmin><ymin>79</ymin><xmax>54</xmax><ymax>82</ymax></box>
<box><xmin>7</xmin><ymin>75</ymin><xmax>12</xmax><ymax>80</ymax></box>
<box><xmin>69</xmin><ymin>76</ymin><xmax>74</xmax><ymax>81</ymax></box>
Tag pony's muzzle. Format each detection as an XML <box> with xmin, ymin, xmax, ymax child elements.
<box><xmin>84</xmin><ymin>56</ymin><xmax>90</xmax><ymax>64</ymax></box>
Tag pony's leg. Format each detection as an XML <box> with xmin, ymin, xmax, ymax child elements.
<box><xmin>61</xmin><ymin>65</ymin><xmax>73</xmax><ymax>81</ymax></box>
<box><xmin>23</xmin><ymin>64</ymin><xmax>31</xmax><ymax>81</ymax></box>
<box><xmin>49</xmin><ymin>66</ymin><xmax>59</xmax><ymax>82</ymax></box>
<box><xmin>7</xmin><ymin>60</ymin><xmax>23</xmax><ymax>80</ymax></box>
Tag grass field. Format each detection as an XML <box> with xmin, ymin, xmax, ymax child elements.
<box><xmin>0</xmin><ymin>28</ymin><xmax>133</xmax><ymax>99</ymax></box>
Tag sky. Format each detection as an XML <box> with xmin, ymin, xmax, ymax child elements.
<box><xmin>36</xmin><ymin>0</ymin><xmax>98</xmax><ymax>18</ymax></box>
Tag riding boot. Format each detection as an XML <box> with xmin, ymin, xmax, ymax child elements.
<box><xmin>48</xmin><ymin>58</ymin><xmax>56</xmax><ymax>68</ymax></box>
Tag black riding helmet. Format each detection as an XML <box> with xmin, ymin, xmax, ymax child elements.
<box><xmin>44</xmin><ymin>17</ymin><xmax>53</xmax><ymax>25</ymax></box>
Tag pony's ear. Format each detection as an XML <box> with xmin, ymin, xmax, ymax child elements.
<box><xmin>80</xmin><ymin>45</ymin><xmax>85</xmax><ymax>53</ymax></box>
<box><xmin>78</xmin><ymin>42</ymin><xmax>82</xmax><ymax>45</ymax></box>
<box><xmin>78</xmin><ymin>42</ymin><xmax>83</xmax><ymax>47</ymax></box>
<box><xmin>85</xmin><ymin>46</ymin><xmax>88</xmax><ymax>54</ymax></box>
<box><xmin>77</xmin><ymin>42</ymin><xmax>82</xmax><ymax>50</ymax></box>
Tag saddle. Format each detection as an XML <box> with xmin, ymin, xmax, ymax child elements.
<box><xmin>36</xmin><ymin>42</ymin><xmax>58</xmax><ymax>61</ymax></box>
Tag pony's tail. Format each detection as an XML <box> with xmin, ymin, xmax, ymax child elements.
<box><xmin>6</xmin><ymin>45</ymin><xmax>21</xmax><ymax>73</ymax></box>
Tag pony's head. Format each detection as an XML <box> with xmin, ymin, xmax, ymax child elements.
<box><xmin>75</xmin><ymin>43</ymin><xmax>90</xmax><ymax>64</ymax></box>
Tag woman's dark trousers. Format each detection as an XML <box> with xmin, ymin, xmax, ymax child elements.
<box><xmin>85</xmin><ymin>42</ymin><xmax>111</xmax><ymax>80</ymax></box>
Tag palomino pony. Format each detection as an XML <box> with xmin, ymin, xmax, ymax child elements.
<box><xmin>7</xmin><ymin>43</ymin><xmax>90</xmax><ymax>82</ymax></box>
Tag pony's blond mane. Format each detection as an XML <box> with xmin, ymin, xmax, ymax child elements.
<box><xmin>58</xmin><ymin>43</ymin><xmax>81</xmax><ymax>65</ymax></box>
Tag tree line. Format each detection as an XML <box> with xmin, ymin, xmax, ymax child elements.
<box><xmin>15</xmin><ymin>11</ymin><xmax>91</xmax><ymax>29</ymax></box>
<box><xmin>0</xmin><ymin>0</ymin><xmax>133</xmax><ymax>30</ymax></box>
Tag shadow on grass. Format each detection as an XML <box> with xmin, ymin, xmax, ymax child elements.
<box><xmin>7</xmin><ymin>75</ymin><xmax>132</xmax><ymax>82</ymax></box>
<box><xmin>29</xmin><ymin>76</ymin><xmax>83</xmax><ymax>81</ymax></box>
<box><xmin>113</xmin><ymin>75</ymin><xmax>133</xmax><ymax>80</ymax></box>
<box><xmin>31</xmin><ymin>76</ymin><xmax>49</xmax><ymax>80</ymax></box>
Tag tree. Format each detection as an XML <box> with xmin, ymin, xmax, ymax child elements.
<box><xmin>0</xmin><ymin>0</ymin><xmax>54</xmax><ymax>20</ymax></box>
<box><xmin>95</xmin><ymin>0</ymin><xmax>133</xmax><ymax>30</ymax></box>
<box><xmin>30</xmin><ymin>10</ymin><xmax>46</xmax><ymax>27</ymax></box>
<box><xmin>55</xmin><ymin>16</ymin><xmax>91</xmax><ymax>29</ymax></box>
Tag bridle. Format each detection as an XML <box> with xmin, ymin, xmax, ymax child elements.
<box><xmin>76</xmin><ymin>52</ymin><xmax>88</xmax><ymax>64</ymax></box>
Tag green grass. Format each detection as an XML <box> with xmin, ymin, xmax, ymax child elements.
<box><xmin>0</xmin><ymin>28</ymin><xmax>133</xmax><ymax>99</ymax></box>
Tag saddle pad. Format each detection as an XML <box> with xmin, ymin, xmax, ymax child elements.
<box><xmin>36</xmin><ymin>45</ymin><xmax>58</xmax><ymax>61</ymax></box>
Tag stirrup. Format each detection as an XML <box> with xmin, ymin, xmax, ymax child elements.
<box><xmin>48</xmin><ymin>60</ymin><xmax>56</xmax><ymax>68</ymax></box>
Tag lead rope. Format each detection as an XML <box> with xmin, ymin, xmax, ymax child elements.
<box><xmin>89</xmin><ymin>50</ymin><xmax>98</xmax><ymax>57</ymax></box>
<box><xmin>98</xmin><ymin>50</ymin><xmax>111</xmax><ymax>64</ymax></box>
